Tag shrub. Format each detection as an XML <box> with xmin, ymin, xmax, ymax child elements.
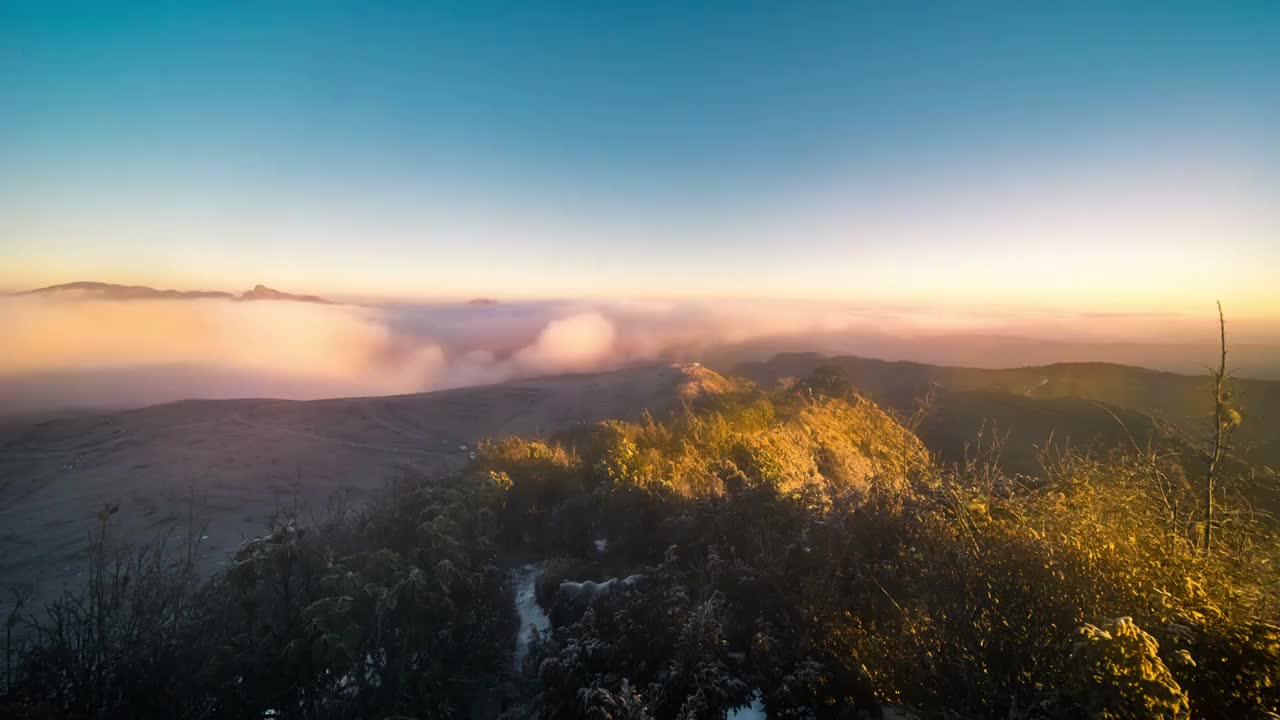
<box><xmin>9</xmin><ymin>374</ymin><xmax>1278</xmax><ymax>719</ymax></box>
<box><xmin>1064</xmin><ymin>617</ymin><xmax>1190</xmax><ymax>720</ymax></box>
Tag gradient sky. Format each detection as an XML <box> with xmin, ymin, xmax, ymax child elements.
<box><xmin>2</xmin><ymin>2</ymin><xmax>1277</xmax><ymax>314</ymax></box>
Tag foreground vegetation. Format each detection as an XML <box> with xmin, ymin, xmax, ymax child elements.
<box><xmin>3</xmin><ymin>368</ymin><xmax>1278</xmax><ymax>719</ymax></box>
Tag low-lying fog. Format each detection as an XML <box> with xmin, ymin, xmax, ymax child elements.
<box><xmin>2</xmin><ymin>294</ymin><xmax>1277</xmax><ymax>414</ymax></box>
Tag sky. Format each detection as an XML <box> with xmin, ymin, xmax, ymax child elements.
<box><xmin>2</xmin><ymin>1</ymin><xmax>1277</xmax><ymax>316</ymax></box>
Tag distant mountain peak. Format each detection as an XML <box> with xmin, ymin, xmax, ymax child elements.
<box><xmin>238</xmin><ymin>285</ymin><xmax>332</xmax><ymax>304</ymax></box>
<box><xmin>22</xmin><ymin>281</ymin><xmax>233</xmax><ymax>301</ymax></box>
<box><xmin>22</xmin><ymin>281</ymin><xmax>332</xmax><ymax>304</ymax></box>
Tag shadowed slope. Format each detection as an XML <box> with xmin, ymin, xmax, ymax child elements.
<box><xmin>738</xmin><ymin>353</ymin><xmax>1280</xmax><ymax>474</ymax></box>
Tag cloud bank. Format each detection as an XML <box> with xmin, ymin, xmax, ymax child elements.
<box><xmin>1</xmin><ymin>294</ymin><xmax>1276</xmax><ymax>413</ymax></box>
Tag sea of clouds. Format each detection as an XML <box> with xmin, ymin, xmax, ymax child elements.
<box><xmin>1</xmin><ymin>293</ymin><xmax>1274</xmax><ymax>413</ymax></box>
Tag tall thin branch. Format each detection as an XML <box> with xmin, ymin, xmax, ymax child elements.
<box><xmin>1204</xmin><ymin>301</ymin><xmax>1227</xmax><ymax>554</ymax></box>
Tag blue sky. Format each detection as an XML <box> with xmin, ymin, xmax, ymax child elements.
<box><xmin>2</xmin><ymin>2</ymin><xmax>1277</xmax><ymax>312</ymax></box>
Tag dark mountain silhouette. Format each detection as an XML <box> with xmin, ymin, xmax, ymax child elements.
<box><xmin>21</xmin><ymin>281</ymin><xmax>233</xmax><ymax>300</ymax></box>
<box><xmin>22</xmin><ymin>281</ymin><xmax>332</xmax><ymax>304</ymax></box>
<box><xmin>237</xmin><ymin>284</ymin><xmax>332</xmax><ymax>304</ymax></box>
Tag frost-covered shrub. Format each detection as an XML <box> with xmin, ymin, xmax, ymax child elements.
<box><xmin>1066</xmin><ymin>617</ymin><xmax>1189</xmax><ymax>720</ymax></box>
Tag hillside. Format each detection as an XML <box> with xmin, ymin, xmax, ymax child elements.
<box><xmin>6</xmin><ymin>367</ymin><xmax>1276</xmax><ymax>719</ymax></box>
<box><xmin>737</xmin><ymin>353</ymin><xmax>1280</xmax><ymax>475</ymax></box>
<box><xmin>0</xmin><ymin>364</ymin><xmax>712</xmax><ymax>615</ymax></box>
<box><xmin>889</xmin><ymin>387</ymin><xmax>1168</xmax><ymax>475</ymax></box>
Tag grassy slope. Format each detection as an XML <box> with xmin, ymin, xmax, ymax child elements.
<box><xmin>736</xmin><ymin>353</ymin><xmax>1280</xmax><ymax>475</ymax></box>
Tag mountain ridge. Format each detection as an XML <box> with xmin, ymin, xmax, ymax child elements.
<box><xmin>735</xmin><ymin>351</ymin><xmax>1280</xmax><ymax>476</ymax></box>
<box><xmin>21</xmin><ymin>281</ymin><xmax>333</xmax><ymax>304</ymax></box>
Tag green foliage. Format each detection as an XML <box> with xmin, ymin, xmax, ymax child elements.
<box><xmin>530</xmin><ymin>548</ymin><xmax>750</xmax><ymax>720</ymax></box>
<box><xmin>506</xmin><ymin>372</ymin><xmax>1279</xmax><ymax>719</ymax></box>
<box><xmin>739</xmin><ymin>353</ymin><xmax>1280</xmax><ymax>503</ymax></box>
<box><xmin>8</xmin><ymin>366</ymin><xmax>1279</xmax><ymax>719</ymax></box>
<box><xmin>477</xmin><ymin>437</ymin><xmax>585</xmax><ymax>549</ymax></box>
<box><xmin>9</xmin><ymin>472</ymin><xmax>517</xmax><ymax>719</ymax></box>
<box><xmin>576</xmin><ymin>387</ymin><xmax>929</xmax><ymax>502</ymax></box>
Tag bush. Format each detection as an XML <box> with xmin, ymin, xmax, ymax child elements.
<box><xmin>1062</xmin><ymin>617</ymin><xmax>1190</xmax><ymax>720</ymax></box>
<box><xmin>508</xmin><ymin>378</ymin><xmax>1279</xmax><ymax>719</ymax></box>
<box><xmin>8</xmin><ymin>371</ymin><xmax>1278</xmax><ymax>719</ymax></box>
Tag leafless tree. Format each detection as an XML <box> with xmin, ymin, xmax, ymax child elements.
<box><xmin>1202</xmin><ymin>301</ymin><xmax>1239</xmax><ymax>554</ymax></box>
